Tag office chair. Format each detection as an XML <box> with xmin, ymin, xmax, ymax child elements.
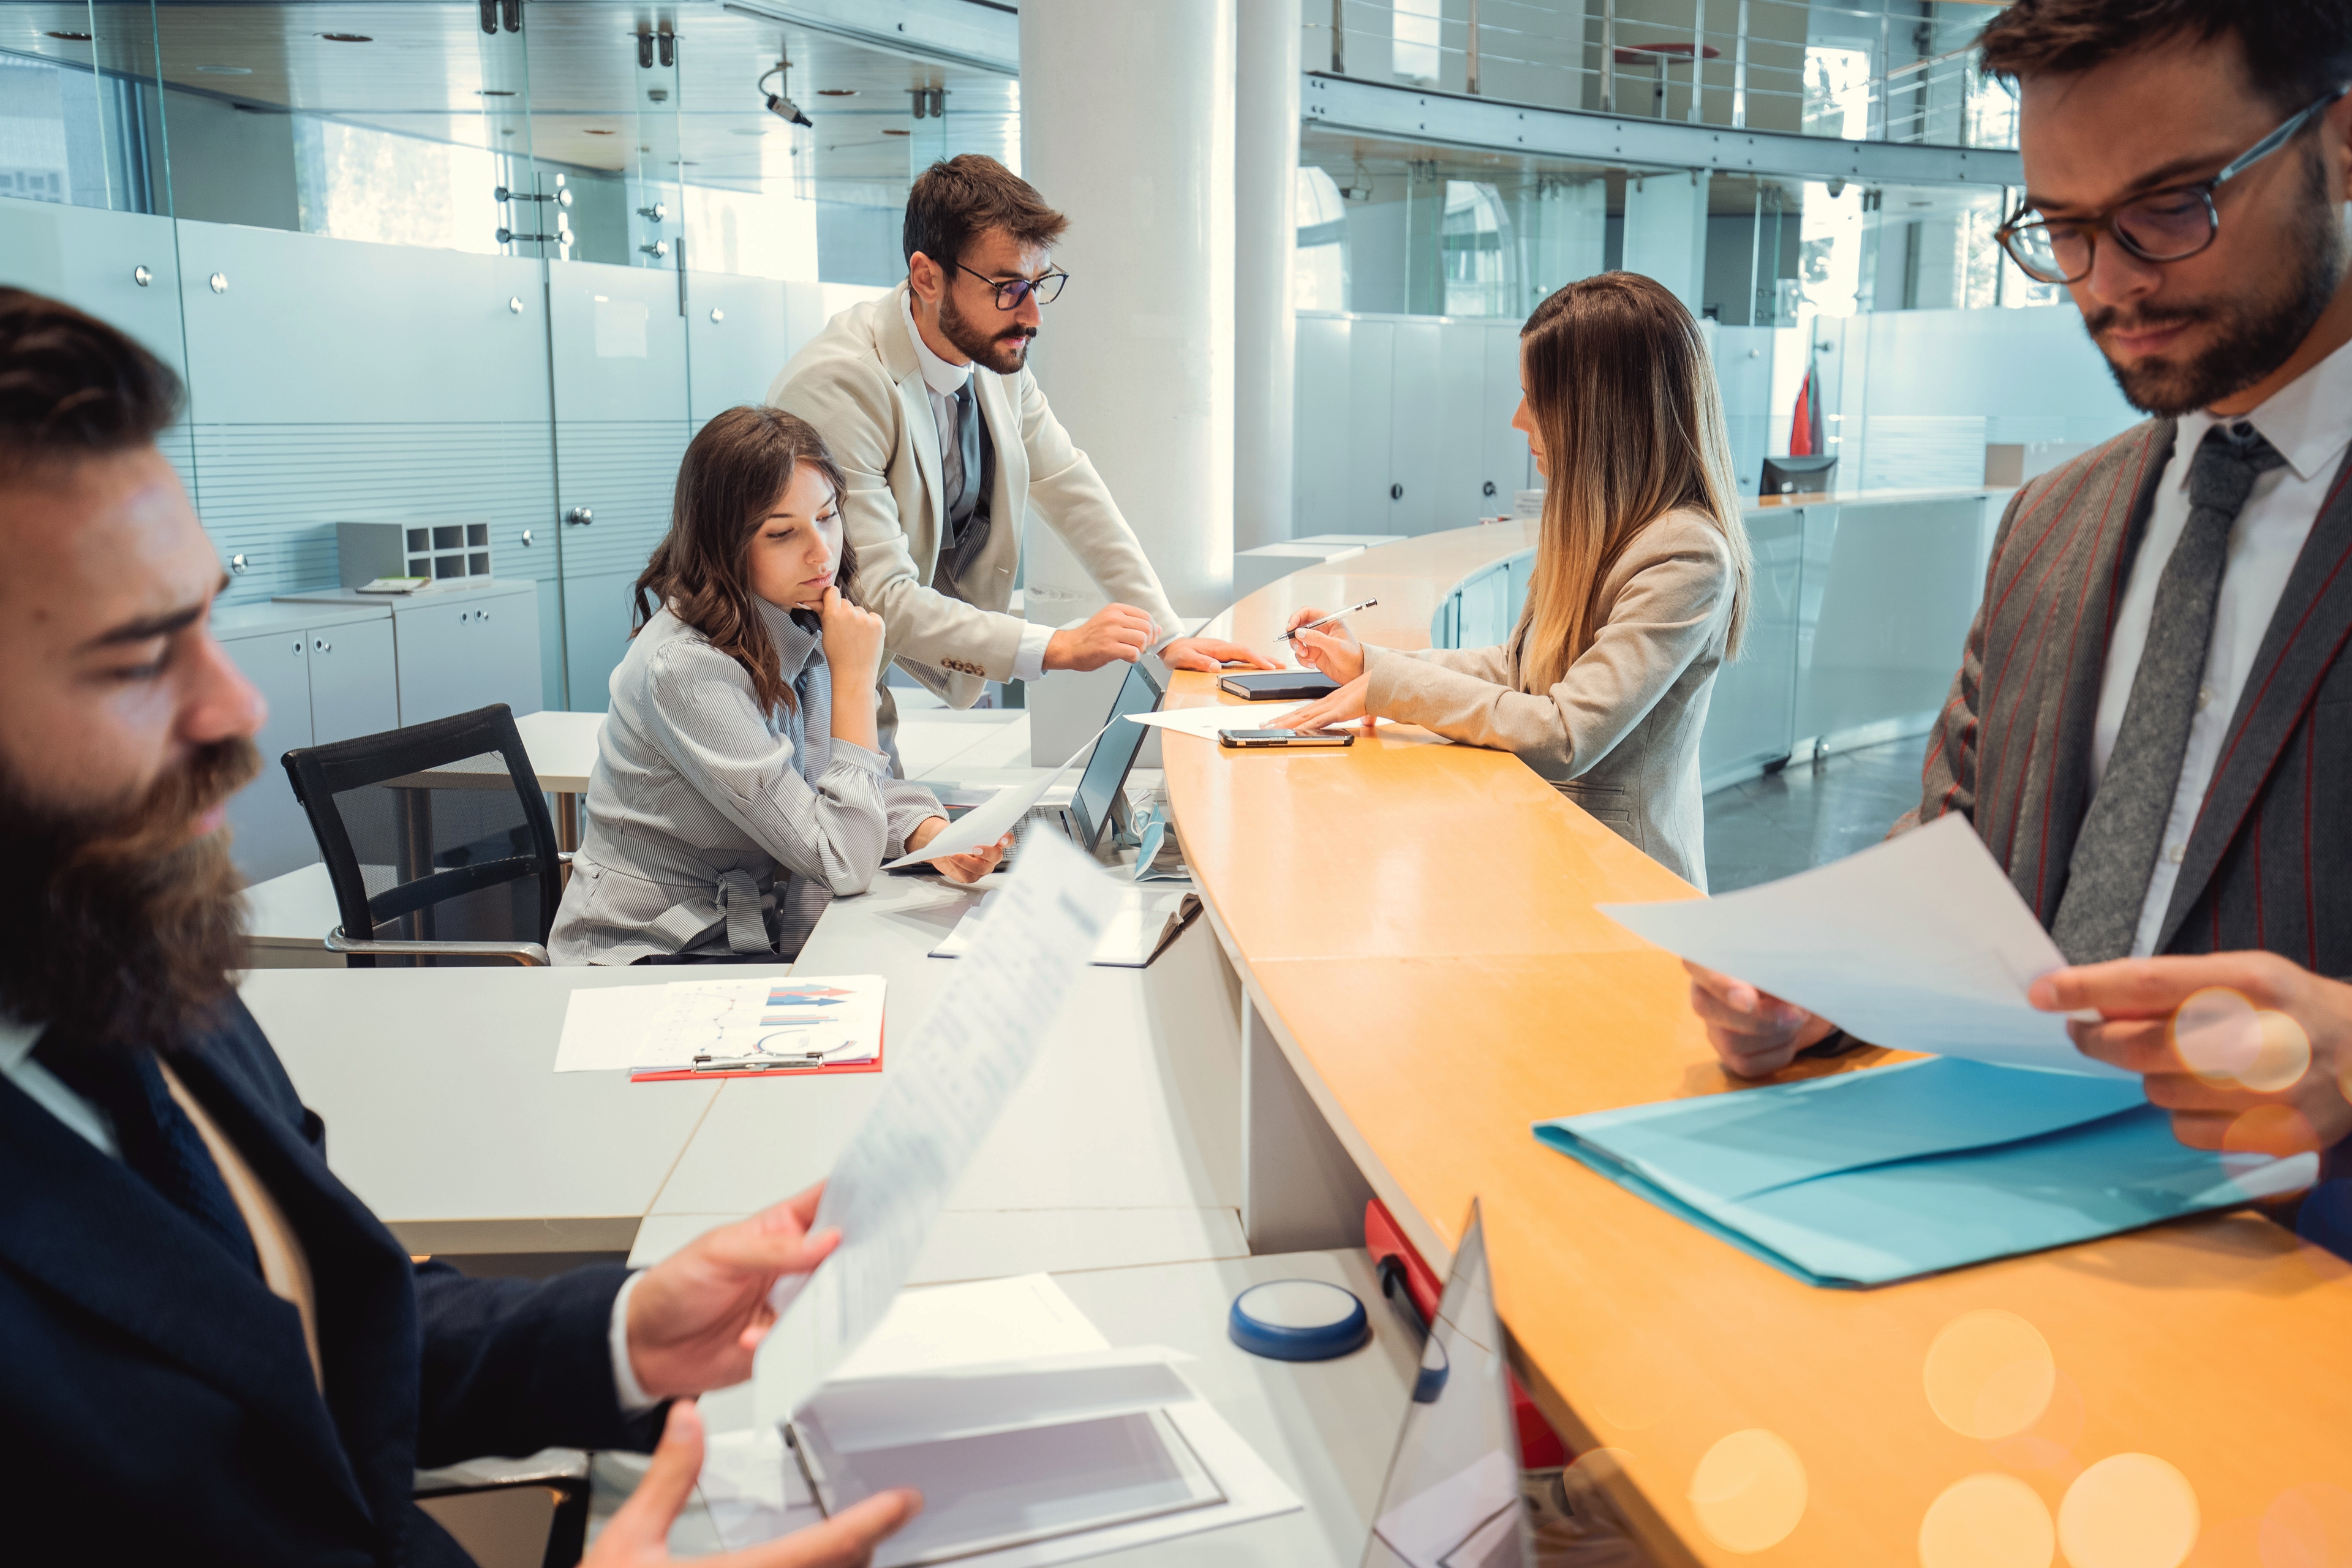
<box><xmin>282</xmin><ymin>704</ymin><xmax>562</xmax><ymax>967</ymax></box>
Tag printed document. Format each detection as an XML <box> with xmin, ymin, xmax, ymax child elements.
<box><xmin>884</xmin><ymin>721</ymin><xmax>1112</xmax><ymax>869</ymax></box>
<box><xmin>1601</xmin><ymin>815</ymin><xmax>2124</xmax><ymax>1077</ymax></box>
<box><xmin>755</xmin><ymin>832</ymin><xmax>1122</xmax><ymax>1423</ymax></box>
<box><xmin>552</xmin><ymin>976</ymin><xmax>884</xmax><ymax>1073</ymax></box>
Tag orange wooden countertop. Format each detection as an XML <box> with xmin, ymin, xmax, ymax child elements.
<box><xmin>1163</xmin><ymin>524</ymin><xmax>2352</xmax><ymax>1566</ymax></box>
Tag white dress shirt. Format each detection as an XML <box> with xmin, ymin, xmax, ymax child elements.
<box><xmin>900</xmin><ymin>292</ymin><xmax>1057</xmax><ymax>684</ymax></box>
<box><xmin>0</xmin><ymin>1013</ymin><xmax>657</xmax><ymax>1412</ymax></box>
<box><xmin>2089</xmin><ymin>333</ymin><xmax>2352</xmax><ymax>957</ymax></box>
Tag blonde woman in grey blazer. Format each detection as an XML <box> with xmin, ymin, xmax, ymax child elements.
<box><xmin>550</xmin><ymin>408</ymin><xmax>1002</xmax><ymax>965</ymax></box>
<box><xmin>1287</xmin><ymin>273</ymin><xmax>1752</xmax><ymax>889</ymax></box>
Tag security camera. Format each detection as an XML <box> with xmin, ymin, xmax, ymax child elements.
<box><xmin>760</xmin><ymin>62</ymin><xmax>812</xmax><ymax>128</ymax></box>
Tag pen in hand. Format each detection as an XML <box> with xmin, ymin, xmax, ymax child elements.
<box><xmin>1278</xmin><ymin>598</ymin><xmax>1378</xmax><ymax>643</ymax></box>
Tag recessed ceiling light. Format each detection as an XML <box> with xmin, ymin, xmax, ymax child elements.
<box><xmin>317</xmin><ymin>32</ymin><xmax>372</xmax><ymax>43</ymax></box>
<box><xmin>478</xmin><ymin>88</ymin><xmax>516</xmax><ymax>97</ymax></box>
<box><xmin>882</xmin><ymin>128</ymin><xmax>911</xmax><ymax>136</ymax></box>
<box><xmin>582</xmin><ymin>127</ymin><xmax>616</xmax><ymax>135</ymax></box>
<box><xmin>196</xmin><ymin>65</ymin><xmax>253</xmax><ymax>75</ymax></box>
<box><xmin>45</xmin><ymin>29</ymin><xmax>92</xmax><ymax>41</ymax></box>
<box><xmin>816</xmin><ymin>88</ymin><xmax>856</xmax><ymax>97</ymax></box>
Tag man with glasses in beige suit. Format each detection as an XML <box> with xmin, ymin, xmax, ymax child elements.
<box><xmin>771</xmin><ymin>155</ymin><xmax>1272</xmax><ymax>760</ymax></box>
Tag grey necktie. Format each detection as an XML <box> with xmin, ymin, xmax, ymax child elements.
<box><xmin>2049</xmin><ymin>422</ymin><xmax>2286</xmax><ymax>962</ymax></box>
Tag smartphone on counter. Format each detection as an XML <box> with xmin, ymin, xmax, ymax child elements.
<box><xmin>1218</xmin><ymin>728</ymin><xmax>1355</xmax><ymax>749</ymax></box>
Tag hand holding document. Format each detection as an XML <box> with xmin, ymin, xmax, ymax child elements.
<box><xmin>884</xmin><ymin>719</ymin><xmax>1114</xmax><ymax>869</ymax></box>
<box><xmin>755</xmin><ymin>831</ymin><xmax>1122</xmax><ymax>1425</ymax></box>
<box><xmin>1602</xmin><ymin>815</ymin><xmax>2124</xmax><ymax>1078</ymax></box>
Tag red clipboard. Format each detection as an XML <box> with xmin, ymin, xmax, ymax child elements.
<box><xmin>630</xmin><ymin>1028</ymin><xmax>886</xmax><ymax>1084</ymax></box>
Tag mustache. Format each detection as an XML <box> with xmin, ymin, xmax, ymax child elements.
<box><xmin>998</xmin><ymin>325</ymin><xmax>1037</xmax><ymax>341</ymax></box>
<box><xmin>2082</xmin><ymin>301</ymin><xmax>2217</xmax><ymax>341</ymax></box>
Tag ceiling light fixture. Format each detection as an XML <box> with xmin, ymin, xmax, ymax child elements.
<box><xmin>45</xmin><ymin>29</ymin><xmax>92</xmax><ymax>41</ymax></box>
<box><xmin>478</xmin><ymin>88</ymin><xmax>517</xmax><ymax>97</ymax></box>
<box><xmin>882</xmin><ymin>128</ymin><xmax>910</xmax><ymax>137</ymax></box>
<box><xmin>317</xmin><ymin>32</ymin><xmax>373</xmax><ymax>43</ymax></box>
<box><xmin>816</xmin><ymin>88</ymin><xmax>856</xmax><ymax>97</ymax></box>
<box><xmin>582</xmin><ymin>127</ymin><xmax>616</xmax><ymax>135</ymax></box>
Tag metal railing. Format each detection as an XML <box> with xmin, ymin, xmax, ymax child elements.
<box><xmin>1311</xmin><ymin>0</ymin><xmax>2019</xmax><ymax>151</ymax></box>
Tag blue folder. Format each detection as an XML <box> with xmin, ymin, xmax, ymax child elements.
<box><xmin>1533</xmin><ymin>1058</ymin><xmax>2311</xmax><ymax>1287</ymax></box>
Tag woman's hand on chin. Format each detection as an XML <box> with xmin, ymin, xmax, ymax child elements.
<box><xmin>818</xmin><ymin>586</ymin><xmax>886</xmax><ymax>688</ymax></box>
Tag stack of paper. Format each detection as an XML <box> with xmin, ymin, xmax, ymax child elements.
<box><xmin>1536</xmin><ymin>1058</ymin><xmax>2318</xmax><ymax>1286</ymax></box>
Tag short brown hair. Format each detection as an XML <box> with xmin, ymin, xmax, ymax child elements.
<box><xmin>0</xmin><ymin>288</ymin><xmax>181</xmax><ymax>478</ymax></box>
<box><xmin>1977</xmin><ymin>0</ymin><xmax>2352</xmax><ymax>113</ymax></box>
<box><xmin>635</xmin><ymin>406</ymin><xmax>854</xmax><ymax>717</ymax></box>
<box><xmin>902</xmin><ymin>154</ymin><xmax>1069</xmax><ymax>273</ymax></box>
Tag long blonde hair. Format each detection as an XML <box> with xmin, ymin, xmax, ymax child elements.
<box><xmin>1512</xmin><ymin>272</ymin><xmax>1751</xmax><ymax>693</ymax></box>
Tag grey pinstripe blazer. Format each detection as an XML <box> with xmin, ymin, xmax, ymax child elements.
<box><xmin>1914</xmin><ymin>417</ymin><xmax>2352</xmax><ymax>974</ymax></box>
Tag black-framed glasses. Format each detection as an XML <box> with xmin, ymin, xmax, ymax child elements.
<box><xmin>1996</xmin><ymin>85</ymin><xmax>2348</xmax><ymax>285</ymax></box>
<box><xmin>948</xmin><ymin>259</ymin><xmax>1069</xmax><ymax>309</ymax></box>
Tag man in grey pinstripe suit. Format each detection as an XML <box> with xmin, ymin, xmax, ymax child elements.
<box><xmin>1689</xmin><ymin>0</ymin><xmax>2352</xmax><ymax>1210</ymax></box>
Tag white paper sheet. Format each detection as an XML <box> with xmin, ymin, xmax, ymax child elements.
<box><xmin>1600</xmin><ymin>814</ymin><xmax>2124</xmax><ymax>1077</ymax></box>
<box><xmin>929</xmin><ymin>888</ymin><xmax>1196</xmax><ymax>967</ymax></box>
<box><xmin>551</xmin><ymin>976</ymin><xmax>884</xmax><ymax>1073</ymax></box>
<box><xmin>885</xmin><ymin>720</ymin><xmax>1113</xmax><ymax>868</ymax></box>
<box><xmin>1128</xmin><ymin>703</ymin><xmax>1398</xmax><ymax>739</ymax></box>
<box><xmin>754</xmin><ymin>833</ymin><xmax>1123</xmax><ymax>1423</ymax></box>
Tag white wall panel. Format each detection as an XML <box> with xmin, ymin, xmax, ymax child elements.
<box><xmin>1291</xmin><ymin>313</ymin><xmax>1352</xmax><ymax>538</ymax></box>
<box><xmin>1346</xmin><ymin>318</ymin><xmax>1395</xmax><ymax>536</ymax></box>
<box><xmin>686</xmin><ymin>273</ymin><xmax>791</xmax><ymax>424</ymax></box>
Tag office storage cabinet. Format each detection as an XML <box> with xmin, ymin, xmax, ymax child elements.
<box><xmin>221</xmin><ymin>581</ymin><xmax>545</xmax><ymax>882</ymax></box>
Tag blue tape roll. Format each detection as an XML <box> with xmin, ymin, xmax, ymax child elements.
<box><xmin>1228</xmin><ymin>1279</ymin><xmax>1370</xmax><ymax>1362</ymax></box>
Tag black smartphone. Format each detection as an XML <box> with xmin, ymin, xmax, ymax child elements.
<box><xmin>1218</xmin><ymin>728</ymin><xmax>1355</xmax><ymax>749</ymax></box>
<box><xmin>1217</xmin><ymin>670</ymin><xmax>1339</xmax><ymax>701</ymax></box>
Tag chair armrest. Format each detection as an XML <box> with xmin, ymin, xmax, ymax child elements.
<box><xmin>326</xmin><ymin>927</ymin><xmax>551</xmax><ymax>966</ymax></box>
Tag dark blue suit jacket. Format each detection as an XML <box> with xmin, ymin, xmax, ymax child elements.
<box><xmin>0</xmin><ymin>995</ymin><xmax>663</xmax><ymax>1564</ymax></box>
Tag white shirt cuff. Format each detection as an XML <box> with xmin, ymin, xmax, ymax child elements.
<box><xmin>609</xmin><ymin>1270</ymin><xmax>659</xmax><ymax>1414</ymax></box>
<box><xmin>1011</xmin><ymin>619</ymin><xmax>1055</xmax><ymax>684</ymax></box>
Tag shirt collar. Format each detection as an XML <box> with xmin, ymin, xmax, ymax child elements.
<box><xmin>900</xmin><ymin>288</ymin><xmax>974</xmax><ymax>399</ymax></box>
<box><xmin>2182</xmin><ymin>331</ymin><xmax>2352</xmax><ymax>485</ymax></box>
<box><xmin>0</xmin><ymin>1013</ymin><xmax>40</xmax><ymax>1073</ymax></box>
<box><xmin>756</xmin><ymin>596</ymin><xmax>825</xmax><ymax>684</ymax></box>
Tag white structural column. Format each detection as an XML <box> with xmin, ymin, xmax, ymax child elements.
<box><xmin>1019</xmin><ymin>0</ymin><xmax>1237</xmax><ymax>616</ymax></box>
<box><xmin>1621</xmin><ymin>167</ymin><xmax>1712</xmax><ymax>315</ymax></box>
<box><xmin>1020</xmin><ymin>0</ymin><xmax>1237</xmax><ymax>762</ymax></box>
<box><xmin>1233</xmin><ymin>0</ymin><xmax>1299</xmax><ymax>554</ymax></box>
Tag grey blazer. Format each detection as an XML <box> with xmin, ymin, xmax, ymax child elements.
<box><xmin>548</xmin><ymin>602</ymin><xmax>943</xmax><ymax>965</ymax></box>
<box><xmin>1362</xmin><ymin>508</ymin><xmax>1736</xmax><ymax>888</ymax></box>
<box><xmin>1913</xmin><ymin>418</ymin><xmax>2352</xmax><ymax>976</ymax></box>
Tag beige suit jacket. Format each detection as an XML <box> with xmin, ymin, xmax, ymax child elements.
<box><xmin>1362</xmin><ymin>507</ymin><xmax>1735</xmax><ymax>889</ymax></box>
<box><xmin>767</xmin><ymin>284</ymin><xmax>1184</xmax><ymax>707</ymax></box>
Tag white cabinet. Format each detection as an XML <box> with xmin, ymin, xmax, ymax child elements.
<box><xmin>217</xmin><ymin>601</ymin><xmax>401</xmax><ymax>883</ymax></box>
<box><xmin>276</xmin><ymin>579</ymin><xmax>543</xmax><ymax>727</ymax></box>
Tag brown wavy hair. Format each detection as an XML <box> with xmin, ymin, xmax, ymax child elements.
<box><xmin>634</xmin><ymin>405</ymin><xmax>854</xmax><ymax>716</ymax></box>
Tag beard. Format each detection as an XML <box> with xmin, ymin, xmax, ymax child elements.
<box><xmin>2086</xmin><ymin>153</ymin><xmax>2346</xmax><ymax>417</ymax></box>
<box><xmin>0</xmin><ymin>736</ymin><xmax>260</xmax><ymax>1049</ymax></box>
<box><xmin>939</xmin><ymin>285</ymin><xmax>1036</xmax><ymax>375</ymax></box>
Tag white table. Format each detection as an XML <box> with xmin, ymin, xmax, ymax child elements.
<box><xmin>239</xmin><ymin>963</ymin><xmax>758</xmax><ymax>1254</ymax></box>
<box><xmin>628</xmin><ymin>870</ymin><xmax>1248</xmax><ymax>1286</ymax></box>
<box><xmin>387</xmin><ymin>707</ymin><xmax>607</xmax><ymax>852</ymax></box>
<box><xmin>624</xmin><ymin>1249</ymin><xmax>1417</xmax><ymax>1566</ymax></box>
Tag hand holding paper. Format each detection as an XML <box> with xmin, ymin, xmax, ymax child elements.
<box><xmin>884</xmin><ymin>720</ymin><xmax>1112</xmax><ymax>869</ymax></box>
<box><xmin>1604</xmin><ymin>815</ymin><xmax>2121</xmax><ymax>1079</ymax></box>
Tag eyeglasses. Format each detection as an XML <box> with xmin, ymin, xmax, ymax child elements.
<box><xmin>948</xmin><ymin>259</ymin><xmax>1069</xmax><ymax>309</ymax></box>
<box><xmin>1996</xmin><ymin>85</ymin><xmax>2348</xmax><ymax>285</ymax></box>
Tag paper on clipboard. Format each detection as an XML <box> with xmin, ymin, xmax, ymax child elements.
<box><xmin>884</xmin><ymin>720</ymin><xmax>1114</xmax><ymax>869</ymax></box>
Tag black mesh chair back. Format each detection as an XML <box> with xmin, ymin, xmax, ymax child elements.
<box><xmin>282</xmin><ymin>704</ymin><xmax>561</xmax><ymax>968</ymax></box>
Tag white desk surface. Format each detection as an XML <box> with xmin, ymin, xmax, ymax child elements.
<box><xmin>239</xmin><ymin>964</ymin><xmax>745</xmax><ymax>1254</ymax></box>
<box><xmin>641</xmin><ymin>1249</ymin><xmax>1415</xmax><ymax>1567</ymax></box>
<box><xmin>394</xmin><ymin>707</ymin><xmax>607</xmax><ymax>794</ymax></box>
<box><xmin>631</xmin><ymin>870</ymin><xmax>1247</xmax><ymax>1284</ymax></box>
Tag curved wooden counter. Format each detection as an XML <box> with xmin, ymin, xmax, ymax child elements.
<box><xmin>1162</xmin><ymin>525</ymin><xmax>2352</xmax><ymax>1564</ymax></box>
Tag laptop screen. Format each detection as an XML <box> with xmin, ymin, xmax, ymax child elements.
<box><xmin>1363</xmin><ymin>1203</ymin><xmax>1532</xmax><ymax>1568</ymax></box>
<box><xmin>1066</xmin><ymin>658</ymin><xmax>1166</xmax><ymax>853</ymax></box>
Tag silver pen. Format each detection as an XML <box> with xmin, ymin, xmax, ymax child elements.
<box><xmin>1277</xmin><ymin>597</ymin><xmax>1378</xmax><ymax>643</ymax></box>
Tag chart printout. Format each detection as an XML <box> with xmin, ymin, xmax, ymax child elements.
<box><xmin>753</xmin><ymin>831</ymin><xmax>1121</xmax><ymax>1423</ymax></box>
